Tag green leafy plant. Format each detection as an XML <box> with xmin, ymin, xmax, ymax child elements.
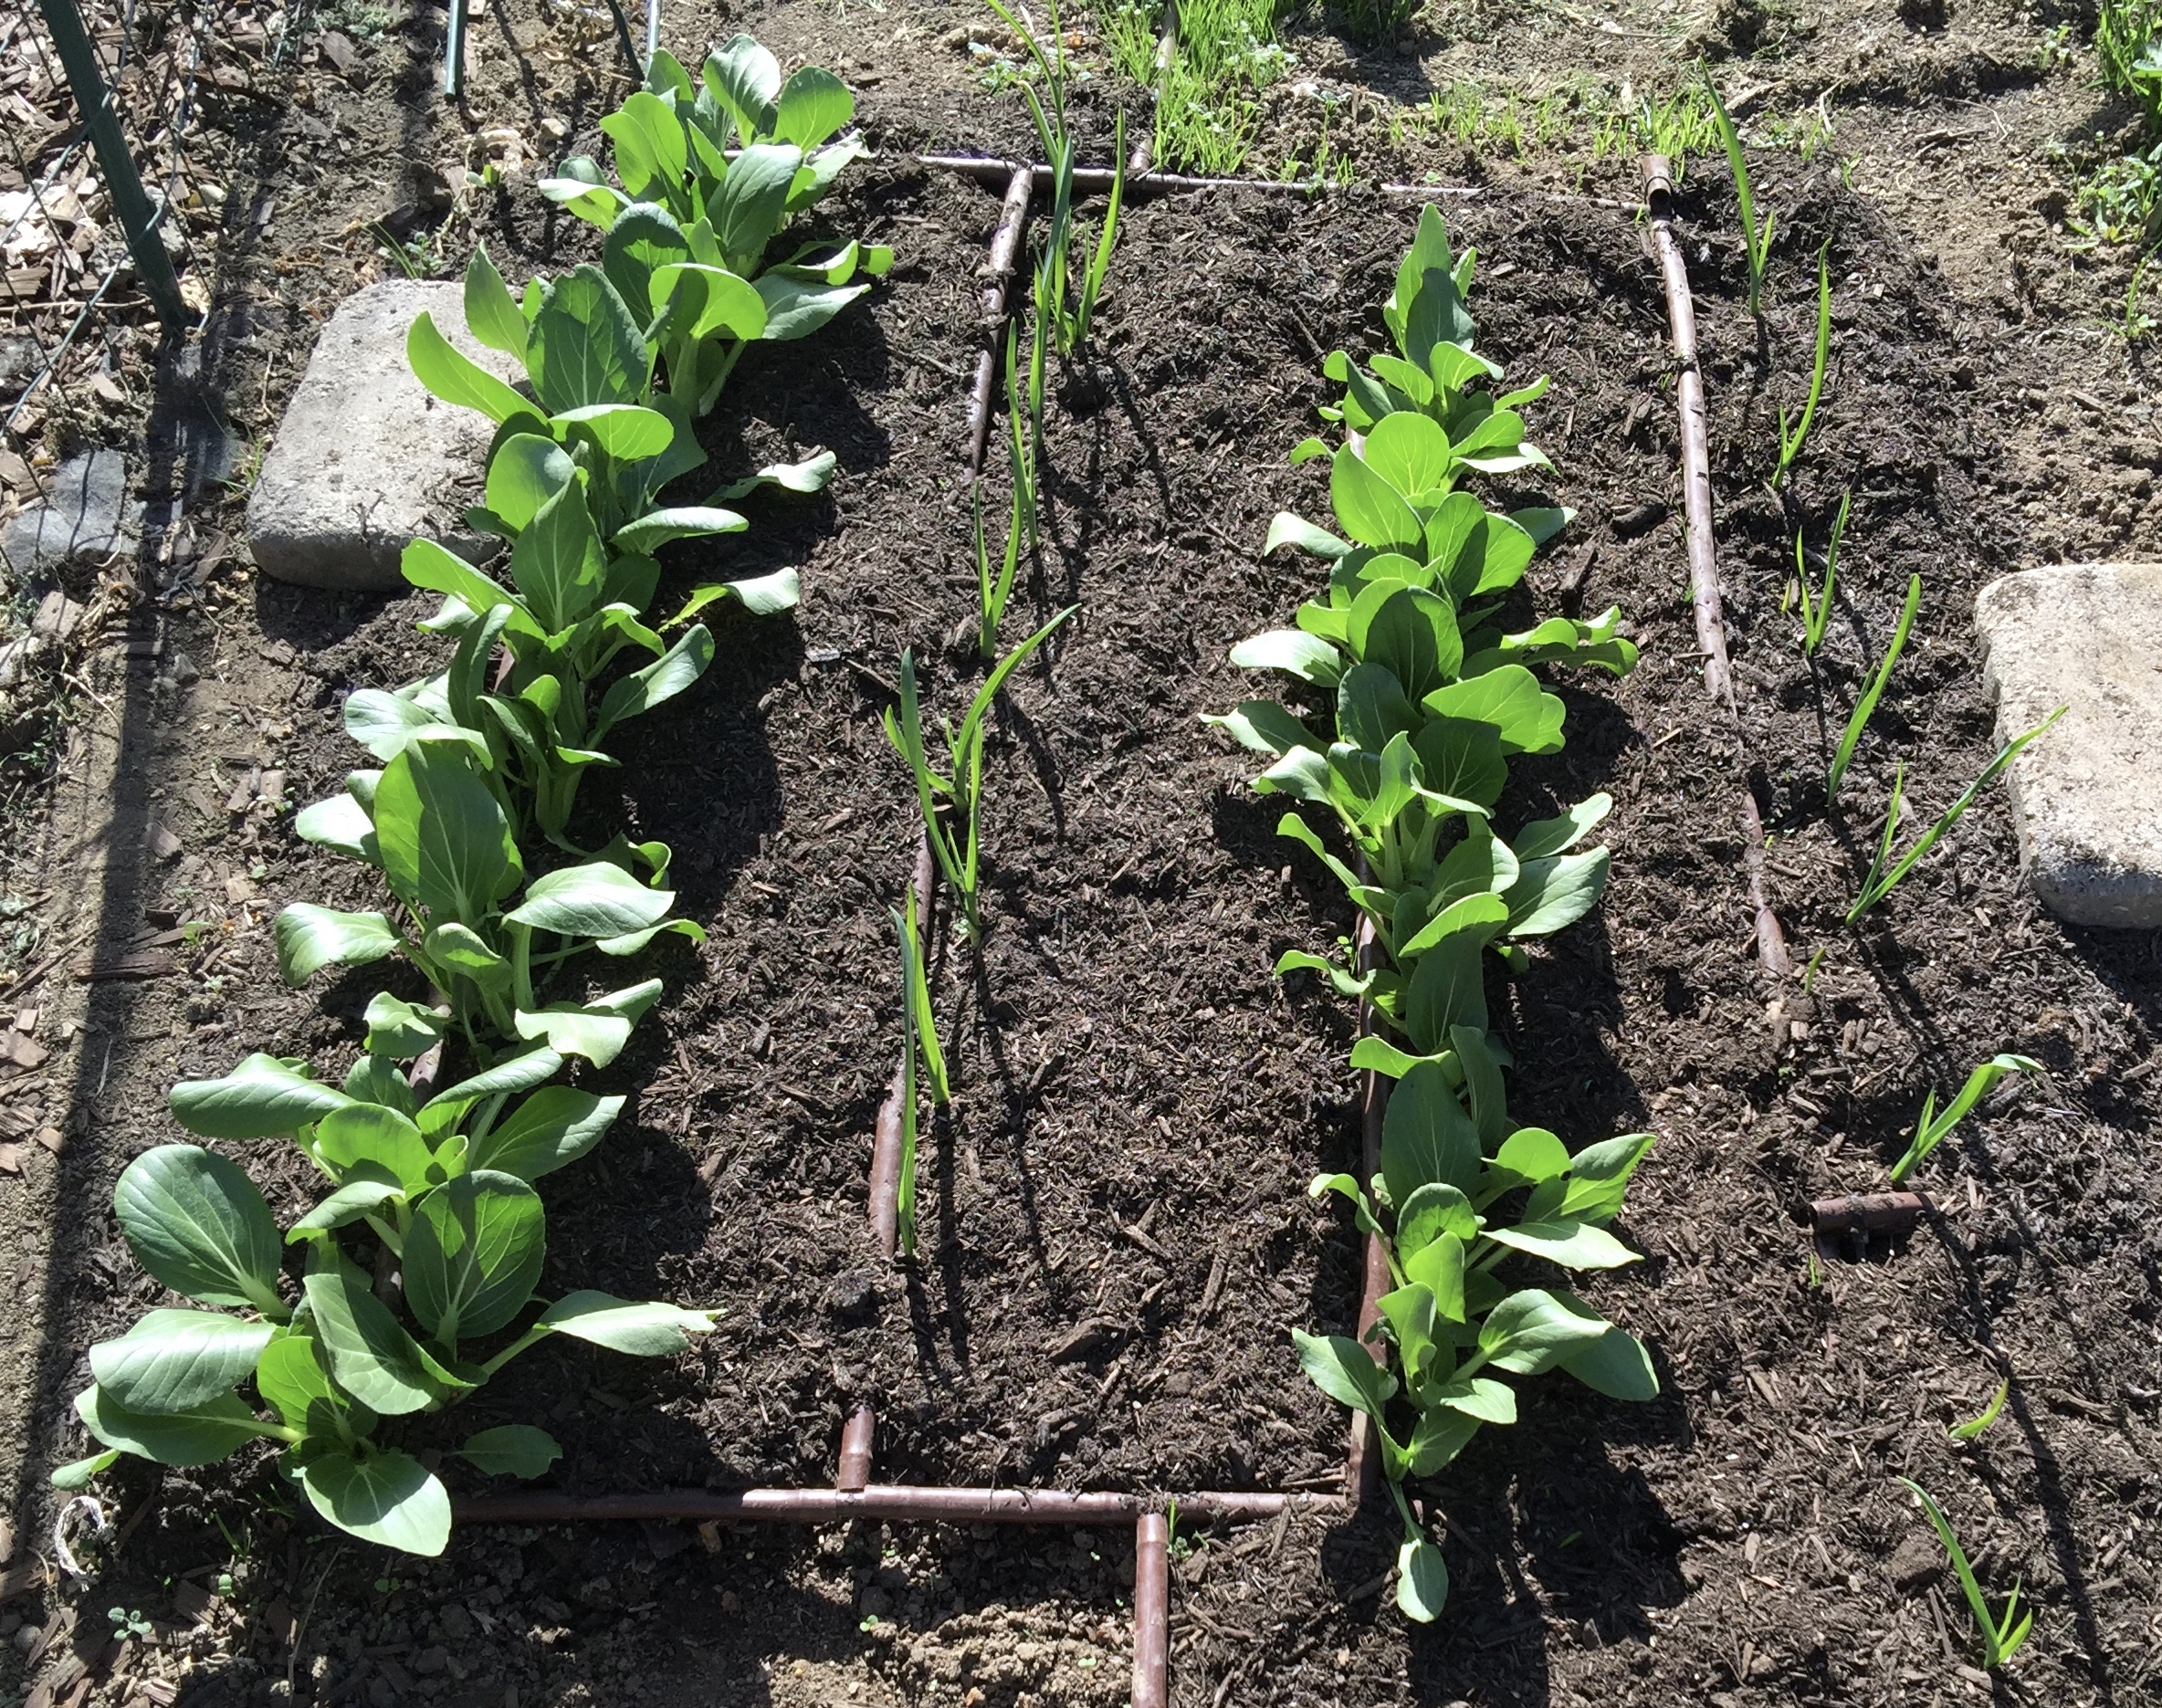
<box><xmin>1949</xmin><ymin>1378</ymin><xmax>2010</xmax><ymax>1441</ymax></box>
<box><xmin>1826</xmin><ymin>572</ymin><xmax>1919</xmax><ymax>807</ymax></box>
<box><xmin>1898</xmin><ymin>1479</ymin><xmax>2035</xmax><ymax>1669</ymax></box>
<box><xmin>538</xmin><ymin>35</ymin><xmax>893</xmax><ymax>415</ymax></box>
<box><xmin>1845</xmin><ymin>707</ymin><xmax>2063</xmax><ymax>924</ymax></box>
<box><xmin>2098</xmin><ymin>0</ymin><xmax>2162</xmax><ymax>133</ymax></box>
<box><xmin>1775</xmin><ymin>245</ymin><xmax>1832</xmax><ymax>486</ymax></box>
<box><xmin>986</xmin><ymin>0</ymin><xmax>1127</xmax><ymax>360</ymax></box>
<box><xmin>1793</xmin><ymin>488</ymin><xmax>1850</xmax><ymax>656</ymax></box>
<box><xmin>1107</xmin><ymin>0</ymin><xmax>1289</xmax><ymax>174</ymax></box>
<box><xmin>884</xmin><ymin>611</ymin><xmax>1076</xmax><ymax>948</ymax></box>
<box><xmin>1212</xmin><ymin>209</ymin><xmax>1655</xmax><ymax>1624</ymax></box>
<box><xmin>1705</xmin><ymin>73</ymin><xmax>1773</xmax><ymax>316</ymax></box>
<box><xmin>55</xmin><ymin>1121</ymin><xmax>711</xmax><ymax>1554</ymax></box>
<box><xmin>1887</xmin><ymin>1053</ymin><xmax>2041</xmax><ymax>1185</ymax></box>
<box><xmin>281</xmin><ymin>740</ymin><xmax>695</xmax><ymax>1056</ymax></box>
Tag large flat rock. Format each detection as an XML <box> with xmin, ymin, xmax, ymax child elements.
<box><xmin>247</xmin><ymin>280</ymin><xmax>516</xmax><ymax>592</ymax></box>
<box><xmin>1975</xmin><ymin>562</ymin><xmax>2162</xmax><ymax>929</ymax></box>
<box><xmin>1</xmin><ymin>448</ymin><xmax>142</xmax><ymax>582</ymax></box>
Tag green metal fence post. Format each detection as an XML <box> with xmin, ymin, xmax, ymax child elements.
<box><xmin>33</xmin><ymin>0</ymin><xmax>188</xmax><ymax>335</ymax></box>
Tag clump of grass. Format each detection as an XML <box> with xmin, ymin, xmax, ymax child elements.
<box><xmin>2098</xmin><ymin>0</ymin><xmax>2162</xmax><ymax>131</ymax></box>
<box><xmin>1108</xmin><ymin>0</ymin><xmax>1290</xmax><ymax>174</ymax></box>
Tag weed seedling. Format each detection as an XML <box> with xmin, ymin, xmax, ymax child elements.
<box><xmin>1898</xmin><ymin>1479</ymin><xmax>2034</xmax><ymax>1669</ymax></box>
<box><xmin>1794</xmin><ymin>487</ymin><xmax>1850</xmax><ymax>655</ymax></box>
<box><xmin>1827</xmin><ymin>573</ymin><xmax>1920</xmax><ymax>807</ymax></box>
<box><xmin>1776</xmin><ymin>245</ymin><xmax>1833</xmax><ymax>486</ymax></box>
<box><xmin>1949</xmin><ymin>1378</ymin><xmax>2010</xmax><ymax>1441</ymax></box>
<box><xmin>1705</xmin><ymin>73</ymin><xmax>1773</xmax><ymax>315</ymax></box>
<box><xmin>1845</xmin><ymin>707</ymin><xmax>2063</xmax><ymax>923</ymax></box>
<box><xmin>1887</xmin><ymin>1053</ymin><xmax>2041</xmax><ymax>1185</ymax></box>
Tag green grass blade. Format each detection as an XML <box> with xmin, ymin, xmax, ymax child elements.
<box><xmin>1777</xmin><ymin>247</ymin><xmax>1832</xmax><ymax>484</ymax></box>
<box><xmin>1947</xmin><ymin>1378</ymin><xmax>2009</xmax><ymax>1441</ymax></box>
<box><xmin>1076</xmin><ymin>110</ymin><xmax>1127</xmax><ymax>344</ymax></box>
<box><xmin>901</xmin><ymin>885</ymin><xmax>950</xmax><ymax>1105</ymax></box>
<box><xmin>891</xmin><ymin>904</ymin><xmax>921</xmax><ymax>1258</ymax></box>
<box><xmin>1847</xmin><ymin>707</ymin><xmax>2064</xmax><ymax>922</ymax></box>
<box><xmin>1828</xmin><ymin>572</ymin><xmax>1920</xmax><ymax>806</ymax></box>
<box><xmin>1704</xmin><ymin>73</ymin><xmax>1763</xmax><ymax>314</ymax></box>
<box><xmin>1805</xmin><ymin>488</ymin><xmax>1851</xmax><ymax>655</ymax></box>
<box><xmin>1900</xmin><ymin>1479</ymin><xmax>2012</xmax><ymax>1667</ymax></box>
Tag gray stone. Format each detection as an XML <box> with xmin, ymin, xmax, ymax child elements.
<box><xmin>1974</xmin><ymin>561</ymin><xmax>2162</xmax><ymax>928</ymax></box>
<box><xmin>0</xmin><ymin>448</ymin><xmax>142</xmax><ymax>581</ymax></box>
<box><xmin>246</xmin><ymin>279</ymin><xmax>518</xmax><ymax>592</ymax></box>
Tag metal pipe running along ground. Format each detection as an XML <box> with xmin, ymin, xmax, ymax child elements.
<box><xmin>1641</xmin><ymin>153</ymin><xmax>1792</xmax><ymax>981</ymax></box>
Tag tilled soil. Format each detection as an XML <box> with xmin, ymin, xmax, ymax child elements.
<box><xmin>4</xmin><ymin>0</ymin><xmax>2162</xmax><ymax>1702</ymax></box>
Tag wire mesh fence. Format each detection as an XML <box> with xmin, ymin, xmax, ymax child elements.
<box><xmin>0</xmin><ymin>0</ymin><xmax>234</xmax><ymax>490</ymax></box>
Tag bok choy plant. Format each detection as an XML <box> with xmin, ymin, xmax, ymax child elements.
<box><xmin>538</xmin><ymin>36</ymin><xmax>892</xmax><ymax>416</ymax></box>
<box><xmin>1212</xmin><ymin>207</ymin><xmax>1656</xmax><ymax>1625</ymax></box>
<box><xmin>54</xmin><ymin>995</ymin><xmax>714</xmax><ymax>1551</ymax></box>
<box><xmin>281</xmin><ymin>739</ymin><xmax>693</xmax><ymax>1063</ymax></box>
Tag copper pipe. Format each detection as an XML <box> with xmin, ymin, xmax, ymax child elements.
<box><xmin>1342</xmin><ymin>912</ymin><xmax>1391</xmax><ymax>1507</ymax></box>
<box><xmin>1810</xmin><ymin>1190</ymin><xmax>1933</xmax><ymax>1237</ymax></box>
<box><xmin>454</xmin><ymin>1487</ymin><xmax>1339</xmax><ymax>1525</ymax></box>
<box><xmin>917</xmin><ymin>153</ymin><xmax>1637</xmax><ymax>210</ymax></box>
<box><xmin>1642</xmin><ymin>154</ymin><xmax>1792</xmax><ymax>981</ymax></box>
<box><xmin>837</xmin><ymin>1407</ymin><xmax>876</xmax><ymax>1492</ymax></box>
<box><xmin>966</xmin><ymin>167</ymin><xmax>1034</xmax><ymax>477</ymax></box>
<box><xmin>1132</xmin><ymin>1512</ymin><xmax>1170</xmax><ymax>1708</ymax></box>
<box><xmin>869</xmin><ymin>833</ymin><xmax>939</xmax><ymax>1255</ymax></box>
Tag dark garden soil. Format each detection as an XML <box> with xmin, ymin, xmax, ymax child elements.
<box><xmin>3</xmin><ymin>0</ymin><xmax>2162</xmax><ymax>1702</ymax></box>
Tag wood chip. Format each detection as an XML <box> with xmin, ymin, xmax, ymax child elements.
<box><xmin>70</xmin><ymin>950</ymin><xmax>173</xmax><ymax>981</ymax></box>
<box><xmin>172</xmin><ymin>1578</ymin><xmax>217</xmax><ymax>1624</ymax></box>
<box><xmin>1</xmin><ymin>1031</ymin><xmax>47</xmax><ymax>1070</ymax></box>
<box><xmin>146</xmin><ymin>822</ymin><xmax>182</xmax><ymax>860</ymax></box>
<box><xmin>261</xmin><ymin>1597</ymin><xmax>297</xmax><ymax>1645</ymax></box>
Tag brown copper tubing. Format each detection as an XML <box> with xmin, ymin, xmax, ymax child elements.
<box><xmin>453</xmin><ymin>1486</ymin><xmax>1338</xmax><ymax>1525</ymax></box>
<box><xmin>917</xmin><ymin>154</ymin><xmax>1636</xmax><ymax>210</ymax></box>
<box><xmin>869</xmin><ymin>833</ymin><xmax>939</xmax><ymax>1255</ymax></box>
<box><xmin>966</xmin><ymin>166</ymin><xmax>1034</xmax><ymax>477</ymax></box>
<box><xmin>837</xmin><ymin>1407</ymin><xmax>876</xmax><ymax>1492</ymax></box>
<box><xmin>1132</xmin><ymin>1513</ymin><xmax>1170</xmax><ymax>1708</ymax></box>
<box><xmin>1642</xmin><ymin>153</ymin><xmax>1791</xmax><ymax>980</ymax></box>
<box><xmin>1810</xmin><ymin>1190</ymin><xmax>1933</xmax><ymax>1236</ymax></box>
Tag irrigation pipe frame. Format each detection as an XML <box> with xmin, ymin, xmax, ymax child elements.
<box><xmin>455</xmin><ymin>152</ymin><xmax>1715</xmax><ymax>1703</ymax></box>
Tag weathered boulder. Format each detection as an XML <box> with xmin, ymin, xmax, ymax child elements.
<box><xmin>246</xmin><ymin>279</ymin><xmax>517</xmax><ymax>592</ymax></box>
<box><xmin>1974</xmin><ymin>561</ymin><xmax>2162</xmax><ymax>928</ymax></box>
